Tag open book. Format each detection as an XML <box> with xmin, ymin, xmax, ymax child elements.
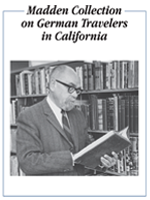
<box><xmin>74</xmin><ymin>127</ymin><xmax>131</xmax><ymax>168</ymax></box>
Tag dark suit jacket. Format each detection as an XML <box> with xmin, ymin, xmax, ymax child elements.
<box><xmin>16</xmin><ymin>98</ymin><xmax>90</xmax><ymax>175</ymax></box>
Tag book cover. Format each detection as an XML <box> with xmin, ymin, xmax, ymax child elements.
<box><xmin>74</xmin><ymin>127</ymin><xmax>130</xmax><ymax>168</ymax></box>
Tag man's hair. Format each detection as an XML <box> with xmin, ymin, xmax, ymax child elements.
<box><xmin>50</xmin><ymin>65</ymin><xmax>74</xmax><ymax>80</ymax></box>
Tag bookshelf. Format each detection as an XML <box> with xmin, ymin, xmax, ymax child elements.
<box><xmin>10</xmin><ymin>60</ymin><xmax>139</xmax><ymax>176</ymax></box>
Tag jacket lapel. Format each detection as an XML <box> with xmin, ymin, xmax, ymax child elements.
<box><xmin>41</xmin><ymin>98</ymin><xmax>74</xmax><ymax>147</ymax></box>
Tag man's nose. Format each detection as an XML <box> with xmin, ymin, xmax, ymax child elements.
<box><xmin>71</xmin><ymin>90</ymin><xmax>78</xmax><ymax>98</ymax></box>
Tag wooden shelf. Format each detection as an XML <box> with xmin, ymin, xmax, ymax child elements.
<box><xmin>82</xmin><ymin>88</ymin><xmax>138</xmax><ymax>94</ymax></box>
<box><xmin>11</xmin><ymin>94</ymin><xmax>47</xmax><ymax>99</ymax></box>
<box><xmin>130</xmin><ymin>133</ymin><xmax>138</xmax><ymax>137</ymax></box>
<box><xmin>11</xmin><ymin>88</ymin><xmax>138</xmax><ymax>99</ymax></box>
<box><xmin>88</xmin><ymin>129</ymin><xmax>107</xmax><ymax>134</ymax></box>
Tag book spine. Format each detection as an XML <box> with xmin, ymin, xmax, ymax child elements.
<box><xmin>121</xmin><ymin>61</ymin><xmax>124</xmax><ymax>89</ymax></box>
<box><xmin>15</xmin><ymin>74</ymin><xmax>20</xmax><ymax>95</ymax></box>
<box><xmin>106</xmin><ymin>98</ymin><xmax>110</xmax><ymax>130</ymax></box>
<box><xmin>130</xmin><ymin>137</ymin><xmax>139</xmax><ymax>175</ymax></box>
<box><xmin>93</xmin><ymin>61</ymin><xmax>100</xmax><ymax>90</ymax></box>
<box><xmin>124</xmin><ymin>62</ymin><xmax>128</xmax><ymax>88</ymax></box>
<box><xmin>11</xmin><ymin>100</ymin><xmax>15</xmax><ymax>124</ymax></box>
<box><xmin>130</xmin><ymin>95</ymin><xmax>134</xmax><ymax>133</ymax></box>
<box><xmin>10</xmin><ymin>155</ymin><xmax>19</xmax><ymax>176</ymax></box>
<box><xmin>79</xmin><ymin>66</ymin><xmax>83</xmax><ymax>90</ymax></box>
<box><xmin>11</xmin><ymin>128</ymin><xmax>17</xmax><ymax>154</ymax></box>
<box><xmin>19</xmin><ymin>73</ymin><xmax>24</xmax><ymax>95</ymax></box>
<box><xmin>114</xmin><ymin>95</ymin><xmax>118</xmax><ymax>131</ymax></box>
<box><xmin>118</xmin><ymin>96</ymin><xmax>122</xmax><ymax>131</ymax></box>
<box><xmin>38</xmin><ymin>70</ymin><xmax>41</xmax><ymax>94</ymax></box>
<box><xmin>134</xmin><ymin>61</ymin><xmax>138</xmax><ymax>88</ymax></box>
<box><xmin>97</xmin><ymin>61</ymin><xmax>101</xmax><ymax>90</ymax></box>
<box><xmin>125</xmin><ymin>147</ymin><xmax>131</xmax><ymax>176</ymax></box>
<box><xmin>121</xmin><ymin>98</ymin><xmax>126</xmax><ymax>129</ymax></box>
<box><xmin>106</xmin><ymin>98</ymin><xmax>114</xmax><ymax>130</ymax></box>
<box><xmin>136</xmin><ymin>61</ymin><xmax>139</xmax><ymax>88</ymax></box>
<box><xmin>97</xmin><ymin>99</ymin><xmax>103</xmax><ymax>130</ymax></box>
<box><xmin>128</xmin><ymin>61</ymin><xmax>132</xmax><ymax>88</ymax></box>
<box><xmin>31</xmin><ymin>71</ymin><xmax>36</xmax><ymax>94</ymax></box>
<box><xmin>105</xmin><ymin>63</ymin><xmax>110</xmax><ymax>89</ymax></box>
<box><xmin>35</xmin><ymin>70</ymin><xmax>39</xmax><ymax>94</ymax></box>
<box><xmin>102</xmin><ymin>99</ymin><xmax>107</xmax><ymax>131</ymax></box>
<box><xmin>109</xmin><ymin>97</ymin><xmax>114</xmax><ymax>130</ymax></box>
<box><xmin>115</xmin><ymin>62</ymin><xmax>118</xmax><ymax>89</ymax></box>
<box><xmin>24</xmin><ymin>74</ymin><xmax>29</xmax><ymax>95</ymax></box>
<box><xmin>28</xmin><ymin>73</ymin><xmax>32</xmax><ymax>95</ymax></box>
<box><xmin>40</xmin><ymin>68</ymin><xmax>46</xmax><ymax>94</ymax></box>
<box><xmin>120</xmin><ymin>151</ymin><xmax>124</xmax><ymax>173</ymax></box>
<box><xmin>117</xmin><ymin>61</ymin><xmax>120</xmax><ymax>89</ymax></box>
<box><xmin>119</xmin><ymin>62</ymin><xmax>122</xmax><ymax>89</ymax></box>
<box><xmin>88</xmin><ymin>63</ymin><xmax>94</xmax><ymax>91</ymax></box>
<box><xmin>99</xmin><ymin>62</ymin><xmax>103</xmax><ymax>90</ymax></box>
<box><xmin>134</xmin><ymin>61</ymin><xmax>137</xmax><ymax>88</ymax></box>
<box><xmin>11</xmin><ymin>74</ymin><xmax>16</xmax><ymax>96</ymax></box>
<box><xmin>109</xmin><ymin>63</ymin><xmax>113</xmax><ymax>89</ymax></box>
<box><xmin>83</xmin><ymin>64</ymin><xmax>88</xmax><ymax>91</ymax></box>
<box><xmin>94</xmin><ymin>95</ymin><xmax>98</xmax><ymax>130</ymax></box>
<box><xmin>123</xmin><ymin>150</ymin><xmax>127</xmax><ymax>175</ymax></box>
<box><xmin>134</xmin><ymin>95</ymin><xmax>138</xmax><ymax>133</ymax></box>
<box><xmin>89</xmin><ymin>95</ymin><xmax>94</xmax><ymax>130</ymax></box>
<box><xmin>132</xmin><ymin>62</ymin><xmax>135</xmax><ymax>88</ymax></box>
<box><xmin>125</xmin><ymin>95</ymin><xmax>130</xmax><ymax>128</ymax></box>
<box><xmin>112</xmin><ymin>61</ymin><xmax>117</xmax><ymax>89</ymax></box>
<box><xmin>102</xmin><ymin>63</ymin><xmax>106</xmax><ymax>89</ymax></box>
<box><xmin>116</xmin><ymin>159</ymin><xmax>121</xmax><ymax>173</ymax></box>
<box><xmin>11</xmin><ymin>99</ymin><xmax>18</xmax><ymax>124</ymax></box>
<box><xmin>45</xmin><ymin>66</ymin><xmax>50</xmax><ymax>93</ymax></box>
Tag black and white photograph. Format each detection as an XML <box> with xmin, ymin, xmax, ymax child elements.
<box><xmin>10</xmin><ymin>60</ymin><xmax>139</xmax><ymax>176</ymax></box>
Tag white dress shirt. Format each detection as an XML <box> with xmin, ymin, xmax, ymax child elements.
<box><xmin>46</xmin><ymin>96</ymin><xmax>63</xmax><ymax>127</ymax></box>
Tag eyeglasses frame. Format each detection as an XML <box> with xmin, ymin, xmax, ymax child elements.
<box><xmin>56</xmin><ymin>79</ymin><xmax>82</xmax><ymax>95</ymax></box>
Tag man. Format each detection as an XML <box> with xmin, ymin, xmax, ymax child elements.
<box><xmin>17</xmin><ymin>65</ymin><xmax>117</xmax><ymax>175</ymax></box>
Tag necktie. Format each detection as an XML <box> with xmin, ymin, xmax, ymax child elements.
<box><xmin>61</xmin><ymin>110</ymin><xmax>74</xmax><ymax>146</ymax></box>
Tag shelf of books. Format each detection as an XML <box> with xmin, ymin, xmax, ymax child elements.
<box><xmin>10</xmin><ymin>60</ymin><xmax>139</xmax><ymax>176</ymax></box>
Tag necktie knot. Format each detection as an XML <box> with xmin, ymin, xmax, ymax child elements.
<box><xmin>61</xmin><ymin>109</ymin><xmax>65</xmax><ymax>115</ymax></box>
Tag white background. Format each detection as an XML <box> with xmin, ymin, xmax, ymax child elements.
<box><xmin>0</xmin><ymin>0</ymin><xmax>149</xmax><ymax>199</ymax></box>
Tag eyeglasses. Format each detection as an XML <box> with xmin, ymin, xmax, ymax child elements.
<box><xmin>56</xmin><ymin>79</ymin><xmax>82</xmax><ymax>95</ymax></box>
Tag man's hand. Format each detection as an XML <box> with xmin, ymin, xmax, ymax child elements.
<box><xmin>100</xmin><ymin>152</ymin><xmax>118</xmax><ymax>168</ymax></box>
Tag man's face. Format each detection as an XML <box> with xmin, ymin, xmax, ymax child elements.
<box><xmin>52</xmin><ymin>68</ymin><xmax>81</xmax><ymax>111</ymax></box>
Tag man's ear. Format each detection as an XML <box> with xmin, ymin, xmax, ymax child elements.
<box><xmin>49</xmin><ymin>79</ymin><xmax>56</xmax><ymax>91</ymax></box>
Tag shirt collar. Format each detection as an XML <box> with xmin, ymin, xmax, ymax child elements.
<box><xmin>46</xmin><ymin>96</ymin><xmax>70</xmax><ymax>128</ymax></box>
<box><xmin>46</xmin><ymin>95</ymin><xmax>64</xmax><ymax>128</ymax></box>
<box><xmin>46</xmin><ymin>95</ymin><xmax>61</xmax><ymax>115</ymax></box>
